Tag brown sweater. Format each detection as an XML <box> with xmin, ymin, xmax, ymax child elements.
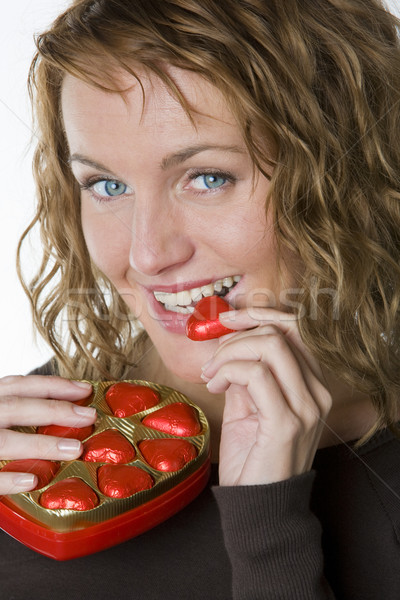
<box><xmin>0</xmin><ymin>364</ymin><xmax>399</xmax><ymax>599</ymax></box>
<box><xmin>214</xmin><ymin>427</ymin><xmax>400</xmax><ymax>598</ymax></box>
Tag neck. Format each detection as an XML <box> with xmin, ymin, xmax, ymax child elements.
<box><xmin>318</xmin><ymin>367</ymin><xmax>379</xmax><ymax>448</ymax></box>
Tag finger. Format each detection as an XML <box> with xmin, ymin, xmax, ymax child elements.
<box><xmin>285</xmin><ymin>341</ymin><xmax>332</xmax><ymax>419</ymax></box>
<box><xmin>0</xmin><ymin>375</ymin><xmax>92</xmax><ymax>400</ymax></box>
<box><xmin>215</xmin><ymin>361</ymin><xmax>326</xmax><ymax>484</ymax></box>
<box><xmin>218</xmin><ymin>307</ymin><xmax>298</xmax><ymax>331</ymax></box>
<box><xmin>0</xmin><ymin>472</ymin><xmax>38</xmax><ymax>495</ymax></box>
<box><xmin>219</xmin><ymin>383</ymin><xmax>258</xmax><ymax>422</ymax></box>
<box><xmin>0</xmin><ymin>429</ymin><xmax>83</xmax><ymax>461</ymax></box>
<box><xmin>0</xmin><ymin>396</ymin><xmax>97</xmax><ymax>429</ymax></box>
<box><xmin>204</xmin><ymin>329</ymin><xmax>327</xmax><ymax>422</ymax></box>
<box><xmin>207</xmin><ymin>357</ymin><xmax>310</xmax><ymax>424</ymax></box>
<box><xmin>215</xmin><ymin>323</ymin><xmax>280</xmax><ymax>351</ymax></box>
<box><xmin>207</xmin><ymin>360</ymin><xmax>291</xmax><ymax>421</ymax></box>
<box><xmin>219</xmin><ymin>308</ymin><xmax>324</xmax><ymax>382</ymax></box>
<box><xmin>217</xmin><ymin>326</ymin><xmax>331</xmax><ymax>418</ymax></box>
<box><xmin>205</xmin><ymin>326</ymin><xmax>303</xmax><ymax>385</ymax></box>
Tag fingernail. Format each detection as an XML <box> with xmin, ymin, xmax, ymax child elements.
<box><xmin>72</xmin><ymin>381</ymin><xmax>92</xmax><ymax>391</ymax></box>
<box><xmin>200</xmin><ymin>372</ymin><xmax>210</xmax><ymax>383</ymax></box>
<box><xmin>13</xmin><ymin>474</ymin><xmax>37</xmax><ymax>489</ymax></box>
<box><xmin>57</xmin><ymin>439</ymin><xmax>82</xmax><ymax>454</ymax></box>
<box><xmin>73</xmin><ymin>405</ymin><xmax>96</xmax><ymax>418</ymax></box>
<box><xmin>218</xmin><ymin>311</ymin><xmax>236</xmax><ymax>321</ymax></box>
<box><xmin>201</xmin><ymin>359</ymin><xmax>212</xmax><ymax>372</ymax></box>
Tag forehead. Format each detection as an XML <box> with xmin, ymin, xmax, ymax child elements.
<box><xmin>61</xmin><ymin>67</ymin><xmax>241</xmax><ymax>155</ymax></box>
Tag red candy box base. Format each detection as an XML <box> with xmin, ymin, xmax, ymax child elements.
<box><xmin>0</xmin><ymin>380</ymin><xmax>210</xmax><ymax>560</ymax></box>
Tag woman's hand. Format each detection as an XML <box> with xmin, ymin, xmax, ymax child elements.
<box><xmin>0</xmin><ymin>375</ymin><xmax>96</xmax><ymax>495</ymax></box>
<box><xmin>201</xmin><ymin>308</ymin><xmax>332</xmax><ymax>486</ymax></box>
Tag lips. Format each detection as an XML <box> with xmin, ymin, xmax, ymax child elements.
<box><xmin>139</xmin><ymin>275</ymin><xmax>241</xmax><ymax>335</ymax></box>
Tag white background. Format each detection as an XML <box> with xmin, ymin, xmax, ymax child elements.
<box><xmin>0</xmin><ymin>1</ymin><xmax>71</xmax><ymax>377</ymax></box>
<box><xmin>1</xmin><ymin>0</ymin><xmax>399</xmax><ymax>377</ymax></box>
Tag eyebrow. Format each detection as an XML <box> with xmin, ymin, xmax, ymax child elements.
<box><xmin>160</xmin><ymin>144</ymin><xmax>246</xmax><ymax>170</ymax></box>
<box><xmin>69</xmin><ymin>144</ymin><xmax>245</xmax><ymax>174</ymax></box>
<box><xmin>69</xmin><ymin>154</ymin><xmax>113</xmax><ymax>172</ymax></box>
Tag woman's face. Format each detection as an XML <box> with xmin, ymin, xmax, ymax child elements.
<box><xmin>62</xmin><ymin>67</ymin><xmax>294</xmax><ymax>382</ymax></box>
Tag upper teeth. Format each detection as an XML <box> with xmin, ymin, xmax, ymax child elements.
<box><xmin>154</xmin><ymin>275</ymin><xmax>241</xmax><ymax>309</ymax></box>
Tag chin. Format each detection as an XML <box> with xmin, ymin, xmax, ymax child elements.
<box><xmin>157</xmin><ymin>338</ymin><xmax>217</xmax><ymax>385</ymax></box>
<box><xmin>162</xmin><ymin>354</ymin><xmax>205</xmax><ymax>384</ymax></box>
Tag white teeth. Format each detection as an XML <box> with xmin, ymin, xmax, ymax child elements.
<box><xmin>176</xmin><ymin>290</ymin><xmax>192</xmax><ymax>306</ymax></box>
<box><xmin>154</xmin><ymin>291</ymin><xmax>177</xmax><ymax>306</ymax></box>
<box><xmin>201</xmin><ymin>284</ymin><xmax>214</xmax><ymax>297</ymax></box>
<box><xmin>222</xmin><ymin>276</ymin><xmax>233</xmax><ymax>288</ymax></box>
<box><xmin>153</xmin><ymin>275</ymin><xmax>241</xmax><ymax>311</ymax></box>
<box><xmin>190</xmin><ymin>287</ymin><xmax>202</xmax><ymax>302</ymax></box>
<box><xmin>164</xmin><ymin>304</ymin><xmax>195</xmax><ymax>314</ymax></box>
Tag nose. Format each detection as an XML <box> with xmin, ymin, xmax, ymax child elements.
<box><xmin>129</xmin><ymin>194</ymin><xmax>195</xmax><ymax>276</ymax></box>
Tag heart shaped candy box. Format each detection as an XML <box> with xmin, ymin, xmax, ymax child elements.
<box><xmin>0</xmin><ymin>380</ymin><xmax>210</xmax><ymax>560</ymax></box>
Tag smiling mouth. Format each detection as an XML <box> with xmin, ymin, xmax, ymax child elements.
<box><xmin>153</xmin><ymin>276</ymin><xmax>241</xmax><ymax>314</ymax></box>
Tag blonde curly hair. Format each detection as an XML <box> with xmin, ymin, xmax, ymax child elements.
<box><xmin>18</xmin><ymin>0</ymin><xmax>400</xmax><ymax>442</ymax></box>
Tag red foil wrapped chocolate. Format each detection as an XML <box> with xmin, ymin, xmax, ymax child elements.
<box><xmin>82</xmin><ymin>430</ymin><xmax>135</xmax><ymax>463</ymax></box>
<box><xmin>142</xmin><ymin>402</ymin><xmax>201</xmax><ymax>437</ymax></box>
<box><xmin>98</xmin><ymin>464</ymin><xmax>154</xmax><ymax>498</ymax></box>
<box><xmin>185</xmin><ymin>296</ymin><xmax>234</xmax><ymax>341</ymax></box>
<box><xmin>37</xmin><ymin>424</ymin><xmax>94</xmax><ymax>441</ymax></box>
<box><xmin>40</xmin><ymin>477</ymin><xmax>99</xmax><ymax>510</ymax></box>
<box><xmin>106</xmin><ymin>382</ymin><xmax>160</xmax><ymax>417</ymax></box>
<box><xmin>139</xmin><ymin>439</ymin><xmax>197</xmax><ymax>472</ymax></box>
<box><xmin>0</xmin><ymin>460</ymin><xmax>60</xmax><ymax>491</ymax></box>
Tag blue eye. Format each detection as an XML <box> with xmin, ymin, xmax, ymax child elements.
<box><xmin>192</xmin><ymin>174</ymin><xmax>227</xmax><ymax>190</ymax></box>
<box><xmin>92</xmin><ymin>180</ymin><xmax>128</xmax><ymax>197</ymax></box>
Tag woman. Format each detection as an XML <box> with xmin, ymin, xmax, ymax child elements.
<box><xmin>1</xmin><ymin>0</ymin><xmax>400</xmax><ymax>598</ymax></box>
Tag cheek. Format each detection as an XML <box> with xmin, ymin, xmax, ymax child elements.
<box><xmin>221</xmin><ymin>205</ymin><xmax>273</xmax><ymax>264</ymax></box>
<box><xmin>202</xmin><ymin>203</ymin><xmax>268</xmax><ymax>257</ymax></box>
<box><xmin>80</xmin><ymin>204</ymin><xmax>131</xmax><ymax>281</ymax></box>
